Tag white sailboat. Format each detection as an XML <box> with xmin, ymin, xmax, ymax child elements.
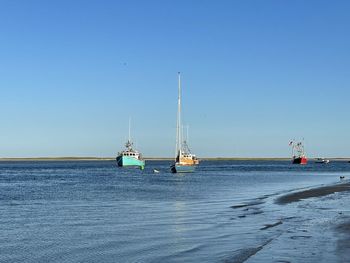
<box><xmin>171</xmin><ymin>72</ymin><xmax>199</xmax><ymax>173</ymax></box>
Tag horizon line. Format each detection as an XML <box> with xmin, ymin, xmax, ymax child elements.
<box><xmin>1</xmin><ymin>156</ymin><xmax>350</xmax><ymax>161</ymax></box>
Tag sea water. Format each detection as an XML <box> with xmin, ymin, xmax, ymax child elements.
<box><xmin>0</xmin><ymin>160</ymin><xmax>349</xmax><ymax>262</ymax></box>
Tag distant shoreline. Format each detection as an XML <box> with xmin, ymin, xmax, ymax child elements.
<box><xmin>1</xmin><ymin>157</ymin><xmax>350</xmax><ymax>162</ymax></box>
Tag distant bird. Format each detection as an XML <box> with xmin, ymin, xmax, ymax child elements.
<box><xmin>340</xmin><ymin>176</ymin><xmax>345</xmax><ymax>180</ymax></box>
<box><xmin>153</xmin><ymin>169</ymin><xmax>160</xmax><ymax>173</ymax></box>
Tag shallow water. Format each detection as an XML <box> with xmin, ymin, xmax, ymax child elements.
<box><xmin>0</xmin><ymin>160</ymin><xmax>349</xmax><ymax>262</ymax></box>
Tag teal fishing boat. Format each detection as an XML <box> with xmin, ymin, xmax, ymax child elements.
<box><xmin>116</xmin><ymin>120</ymin><xmax>145</xmax><ymax>170</ymax></box>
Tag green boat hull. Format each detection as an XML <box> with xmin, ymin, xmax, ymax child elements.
<box><xmin>171</xmin><ymin>163</ymin><xmax>196</xmax><ymax>173</ymax></box>
<box><xmin>116</xmin><ymin>155</ymin><xmax>145</xmax><ymax>169</ymax></box>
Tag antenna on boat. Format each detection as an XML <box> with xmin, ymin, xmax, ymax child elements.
<box><xmin>290</xmin><ymin>139</ymin><xmax>295</xmax><ymax>157</ymax></box>
<box><xmin>128</xmin><ymin>117</ymin><xmax>131</xmax><ymax>142</ymax></box>
<box><xmin>186</xmin><ymin>125</ymin><xmax>189</xmax><ymax>143</ymax></box>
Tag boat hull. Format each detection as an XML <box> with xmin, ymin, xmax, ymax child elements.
<box><xmin>116</xmin><ymin>155</ymin><xmax>145</xmax><ymax>169</ymax></box>
<box><xmin>171</xmin><ymin>163</ymin><xmax>196</xmax><ymax>173</ymax></box>
<box><xmin>292</xmin><ymin>157</ymin><xmax>307</xmax><ymax>165</ymax></box>
<box><xmin>315</xmin><ymin>159</ymin><xmax>329</xmax><ymax>164</ymax></box>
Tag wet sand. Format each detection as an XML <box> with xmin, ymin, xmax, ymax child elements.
<box><xmin>335</xmin><ymin>219</ymin><xmax>350</xmax><ymax>262</ymax></box>
<box><xmin>276</xmin><ymin>182</ymin><xmax>350</xmax><ymax>204</ymax></box>
<box><xmin>273</xmin><ymin>182</ymin><xmax>350</xmax><ymax>261</ymax></box>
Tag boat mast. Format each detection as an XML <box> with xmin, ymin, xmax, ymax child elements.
<box><xmin>186</xmin><ymin>125</ymin><xmax>189</xmax><ymax>143</ymax></box>
<box><xmin>175</xmin><ymin>72</ymin><xmax>182</xmax><ymax>159</ymax></box>
<box><xmin>128</xmin><ymin>117</ymin><xmax>131</xmax><ymax>143</ymax></box>
<box><xmin>125</xmin><ymin>117</ymin><xmax>133</xmax><ymax>151</ymax></box>
<box><xmin>301</xmin><ymin>138</ymin><xmax>305</xmax><ymax>157</ymax></box>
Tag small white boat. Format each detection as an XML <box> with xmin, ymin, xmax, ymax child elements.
<box><xmin>315</xmin><ymin>158</ymin><xmax>330</xmax><ymax>164</ymax></box>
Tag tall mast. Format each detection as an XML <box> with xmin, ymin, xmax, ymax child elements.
<box><xmin>128</xmin><ymin>117</ymin><xmax>131</xmax><ymax>142</ymax></box>
<box><xmin>175</xmin><ymin>72</ymin><xmax>182</xmax><ymax>158</ymax></box>
<box><xmin>186</xmin><ymin>125</ymin><xmax>189</xmax><ymax>143</ymax></box>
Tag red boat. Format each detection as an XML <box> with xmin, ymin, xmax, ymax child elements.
<box><xmin>292</xmin><ymin>156</ymin><xmax>307</xmax><ymax>164</ymax></box>
<box><xmin>289</xmin><ymin>140</ymin><xmax>307</xmax><ymax>165</ymax></box>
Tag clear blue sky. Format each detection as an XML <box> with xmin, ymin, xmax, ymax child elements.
<box><xmin>1</xmin><ymin>0</ymin><xmax>350</xmax><ymax>158</ymax></box>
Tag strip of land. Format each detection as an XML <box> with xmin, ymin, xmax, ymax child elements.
<box><xmin>276</xmin><ymin>182</ymin><xmax>350</xmax><ymax>204</ymax></box>
<box><xmin>0</xmin><ymin>157</ymin><xmax>290</xmax><ymax>161</ymax></box>
<box><xmin>0</xmin><ymin>157</ymin><xmax>350</xmax><ymax>162</ymax></box>
<box><xmin>0</xmin><ymin>157</ymin><xmax>115</xmax><ymax>161</ymax></box>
